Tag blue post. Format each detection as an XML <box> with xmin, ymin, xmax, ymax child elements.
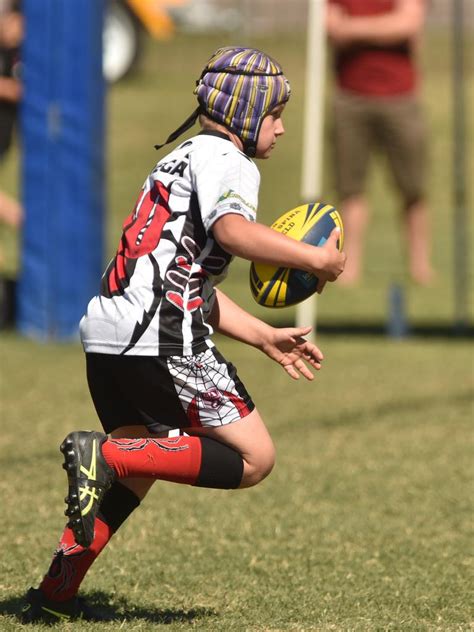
<box><xmin>387</xmin><ymin>283</ymin><xmax>409</xmax><ymax>339</ymax></box>
<box><xmin>17</xmin><ymin>0</ymin><xmax>105</xmax><ymax>340</ymax></box>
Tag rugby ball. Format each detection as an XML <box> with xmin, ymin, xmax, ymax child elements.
<box><xmin>249</xmin><ymin>202</ymin><xmax>344</xmax><ymax>308</ymax></box>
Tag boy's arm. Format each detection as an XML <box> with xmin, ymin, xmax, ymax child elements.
<box><xmin>327</xmin><ymin>0</ymin><xmax>426</xmax><ymax>47</ymax></box>
<box><xmin>208</xmin><ymin>288</ymin><xmax>324</xmax><ymax>381</ymax></box>
<box><xmin>212</xmin><ymin>214</ymin><xmax>345</xmax><ymax>292</ymax></box>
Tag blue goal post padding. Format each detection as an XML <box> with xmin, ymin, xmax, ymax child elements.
<box><xmin>17</xmin><ymin>0</ymin><xmax>105</xmax><ymax>340</ymax></box>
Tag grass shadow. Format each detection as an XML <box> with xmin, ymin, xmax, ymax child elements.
<box><xmin>0</xmin><ymin>590</ymin><xmax>218</xmax><ymax>625</ymax></box>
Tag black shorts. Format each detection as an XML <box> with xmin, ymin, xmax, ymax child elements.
<box><xmin>86</xmin><ymin>347</ymin><xmax>255</xmax><ymax>435</ymax></box>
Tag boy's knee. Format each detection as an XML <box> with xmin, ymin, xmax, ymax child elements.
<box><xmin>256</xmin><ymin>451</ymin><xmax>276</xmax><ymax>482</ymax></box>
<box><xmin>240</xmin><ymin>446</ymin><xmax>276</xmax><ymax>488</ymax></box>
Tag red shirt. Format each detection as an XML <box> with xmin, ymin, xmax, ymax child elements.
<box><xmin>330</xmin><ymin>0</ymin><xmax>417</xmax><ymax>97</ymax></box>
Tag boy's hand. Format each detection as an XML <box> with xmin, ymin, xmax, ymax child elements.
<box><xmin>313</xmin><ymin>227</ymin><xmax>346</xmax><ymax>293</ymax></box>
<box><xmin>260</xmin><ymin>326</ymin><xmax>323</xmax><ymax>380</ymax></box>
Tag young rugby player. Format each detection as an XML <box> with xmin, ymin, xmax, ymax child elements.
<box><xmin>23</xmin><ymin>47</ymin><xmax>345</xmax><ymax>622</ymax></box>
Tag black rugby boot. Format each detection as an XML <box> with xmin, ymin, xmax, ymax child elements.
<box><xmin>60</xmin><ymin>431</ymin><xmax>116</xmax><ymax>548</ymax></box>
<box><xmin>21</xmin><ymin>587</ymin><xmax>109</xmax><ymax>623</ymax></box>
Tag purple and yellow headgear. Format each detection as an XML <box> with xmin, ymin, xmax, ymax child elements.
<box><xmin>155</xmin><ymin>47</ymin><xmax>291</xmax><ymax>158</ymax></box>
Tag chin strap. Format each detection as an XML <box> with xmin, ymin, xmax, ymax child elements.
<box><xmin>244</xmin><ymin>142</ymin><xmax>257</xmax><ymax>158</ymax></box>
<box><xmin>154</xmin><ymin>106</ymin><xmax>201</xmax><ymax>151</ymax></box>
<box><xmin>154</xmin><ymin>105</ymin><xmax>259</xmax><ymax>158</ymax></box>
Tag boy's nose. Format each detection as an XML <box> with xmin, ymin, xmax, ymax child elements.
<box><xmin>276</xmin><ymin>120</ymin><xmax>285</xmax><ymax>136</ymax></box>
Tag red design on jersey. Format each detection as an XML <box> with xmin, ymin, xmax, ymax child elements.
<box><xmin>165</xmin><ymin>236</ymin><xmax>227</xmax><ymax>314</ymax></box>
<box><xmin>102</xmin><ymin>180</ymin><xmax>171</xmax><ymax>297</ymax></box>
<box><xmin>165</xmin><ymin>236</ymin><xmax>204</xmax><ymax>313</ymax></box>
<box><xmin>166</xmin><ymin>291</ymin><xmax>204</xmax><ymax>313</ymax></box>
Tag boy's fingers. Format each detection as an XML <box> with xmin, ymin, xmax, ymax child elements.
<box><xmin>290</xmin><ymin>326</ymin><xmax>312</xmax><ymax>338</ymax></box>
<box><xmin>327</xmin><ymin>227</ymin><xmax>341</xmax><ymax>245</ymax></box>
<box><xmin>298</xmin><ymin>364</ymin><xmax>314</xmax><ymax>380</ymax></box>
<box><xmin>285</xmin><ymin>365</ymin><xmax>300</xmax><ymax>380</ymax></box>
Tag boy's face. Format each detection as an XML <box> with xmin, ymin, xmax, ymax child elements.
<box><xmin>255</xmin><ymin>105</ymin><xmax>286</xmax><ymax>159</ymax></box>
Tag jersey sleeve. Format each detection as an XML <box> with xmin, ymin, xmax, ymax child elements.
<box><xmin>192</xmin><ymin>146</ymin><xmax>260</xmax><ymax>233</ymax></box>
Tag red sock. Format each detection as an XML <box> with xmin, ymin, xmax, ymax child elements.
<box><xmin>40</xmin><ymin>519</ymin><xmax>112</xmax><ymax>602</ymax></box>
<box><xmin>102</xmin><ymin>436</ymin><xmax>202</xmax><ymax>484</ymax></box>
<box><xmin>40</xmin><ymin>482</ymin><xmax>140</xmax><ymax>601</ymax></box>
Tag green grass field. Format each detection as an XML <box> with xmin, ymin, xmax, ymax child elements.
<box><xmin>0</xmin><ymin>334</ymin><xmax>472</xmax><ymax>631</ymax></box>
<box><xmin>0</xmin><ymin>28</ymin><xmax>473</xmax><ymax>631</ymax></box>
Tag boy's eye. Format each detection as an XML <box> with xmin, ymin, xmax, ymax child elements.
<box><xmin>271</xmin><ymin>105</ymin><xmax>284</xmax><ymax>119</ymax></box>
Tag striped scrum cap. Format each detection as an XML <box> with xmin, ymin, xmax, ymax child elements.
<box><xmin>154</xmin><ymin>47</ymin><xmax>291</xmax><ymax>157</ymax></box>
<box><xmin>194</xmin><ymin>47</ymin><xmax>291</xmax><ymax>156</ymax></box>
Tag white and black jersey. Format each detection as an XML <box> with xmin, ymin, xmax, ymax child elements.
<box><xmin>80</xmin><ymin>131</ymin><xmax>260</xmax><ymax>356</ymax></box>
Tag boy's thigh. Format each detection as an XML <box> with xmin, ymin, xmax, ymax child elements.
<box><xmin>184</xmin><ymin>407</ymin><xmax>274</xmax><ymax>463</ymax></box>
<box><xmin>86</xmin><ymin>348</ymin><xmax>255</xmax><ymax>435</ymax></box>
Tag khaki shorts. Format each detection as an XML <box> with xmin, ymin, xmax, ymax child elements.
<box><xmin>332</xmin><ymin>89</ymin><xmax>427</xmax><ymax>205</ymax></box>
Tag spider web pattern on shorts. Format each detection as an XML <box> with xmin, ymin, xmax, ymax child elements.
<box><xmin>167</xmin><ymin>350</ymin><xmax>247</xmax><ymax>427</ymax></box>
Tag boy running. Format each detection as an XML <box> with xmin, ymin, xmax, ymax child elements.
<box><xmin>23</xmin><ymin>46</ymin><xmax>345</xmax><ymax>623</ymax></box>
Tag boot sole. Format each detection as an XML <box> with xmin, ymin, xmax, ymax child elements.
<box><xmin>60</xmin><ymin>433</ymin><xmax>90</xmax><ymax>547</ymax></box>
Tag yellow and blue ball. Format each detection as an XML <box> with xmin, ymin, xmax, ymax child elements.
<box><xmin>249</xmin><ymin>202</ymin><xmax>344</xmax><ymax>308</ymax></box>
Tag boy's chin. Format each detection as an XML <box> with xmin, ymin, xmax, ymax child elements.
<box><xmin>255</xmin><ymin>148</ymin><xmax>274</xmax><ymax>159</ymax></box>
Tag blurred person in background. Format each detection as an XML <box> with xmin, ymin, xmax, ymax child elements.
<box><xmin>0</xmin><ymin>0</ymin><xmax>22</xmax><ymax>263</ymax></box>
<box><xmin>326</xmin><ymin>0</ymin><xmax>434</xmax><ymax>286</ymax></box>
